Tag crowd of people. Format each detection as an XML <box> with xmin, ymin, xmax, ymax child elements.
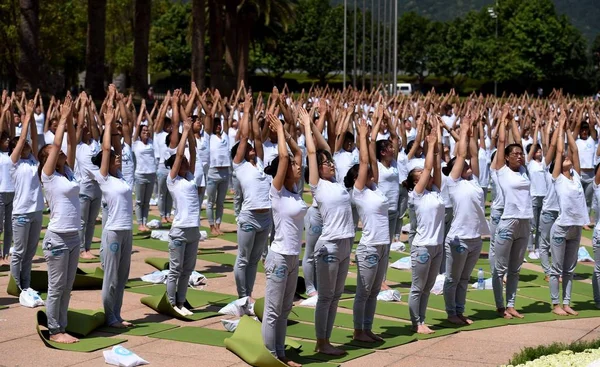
<box><xmin>1</xmin><ymin>83</ymin><xmax>600</xmax><ymax>366</ymax></box>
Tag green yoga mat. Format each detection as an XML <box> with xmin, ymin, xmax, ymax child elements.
<box><xmin>36</xmin><ymin>310</ymin><xmax>126</xmax><ymax>352</ymax></box>
<box><xmin>285</xmin><ymin>340</ymin><xmax>374</xmax><ymax>364</ymax></box>
<box><xmin>97</xmin><ymin>322</ymin><xmax>179</xmax><ymax>336</ymax></box>
<box><xmin>65</xmin><ymin>309</ymin><xmax>106</xmax><ymax>336</ymax></box>
<box><xmin>7</xmin><ymin>267</ymin><xmax>104</xmax><ymax>296</ymax></box>
<box><xmin>133</xmin><ymin>238</ymin><xmax>169</xmax><ymax>252</ymax></box>
<box><xmin>127</xmin><ymin>285</ymin><xmax>237</xmax><ymax>306</ymax></box>
<box><xmin>225</xmin><ymin>316</ymin><xmax>300</xmax><ymax>367</ymax></box>
<box><xmin>140</xmin><ymin>292</ymin><xmax>221</xmax><ymax>321</ymax></box>
<box><xmin>149</xmin><ymin>326</ymin><xmax>230</xmax><ymax>347</ymax></box>
<box><xmin>144</xmin><ymin>257</ymin><xmax>227</xmax><ymax>277</ymax></box>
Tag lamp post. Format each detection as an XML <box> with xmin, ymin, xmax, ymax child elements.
<box><xmin>343</xmin><ymin>0</ymin><xmax>347</xmax><ymax>90</ymax></box>
<box><xmin>488</xmin><ymin>2</ymin><xmax>498</xmax><ymax>97</ymax></box>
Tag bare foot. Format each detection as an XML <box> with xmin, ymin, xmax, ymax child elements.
<box><xmin>138</xmin><ymin>225</ymin><xmax>146</xmax><ymax>233</ymax></box>
<box><xmin>210</xmin><ymin>226</ymin><xmax>219</xmax><ymax>236</ymax></box>
<box><xmin>280</xmin><ymin>357</ymin><xmax>302</xmax><ymax>367</ymax></box>
<box><xmin>366</xmin><ymin>330</ymin><xmax>384</xmax><ymax>341</ymax></box>
<box><xmin>109</xmin><ymin>322</ymin><xmax>128</xmax><ymax>329</ymax></box>
<box><xmin>544</xmin><ymin>275</ymin><xmax>550</xmax><ymax>282</ymax></box>
<box><xmin>380</xmin><ymin>282</ymin><xmax>391</xmax><ymax>291</ymax></box>
<box><xmin>166</xmin><ymin>217</ymin><xmax>172</xmax><ymax>223</ymax></box>
<box><xmin>447</xmin><ymin>315</ymin><xmax>467</xmax><ymax>325</ymax></box>
<box><xmin>584</xmin><ymin>225</ymin><xmax>591</xmax><ymax>231</ymax></box>
<box><xmin>315</xmin><ymin>343</ymin><xmax>346</xmax><ymax>356</ymax></box>
<box><xmin>161</xmin><ymin>217</ymin><xmax>169</xmax><ymax>225</ymax></box>
<box><xmin>49</xmin><ymin>333</ymin><xmax>79</xmax><ymax>344</ymax></box>
<box><xmin>458</xmin><ymin>314</ymin><xmax>474</xmax><ymax>325</ymax></box>
<box><xmin>353</xmin><ymin>330</ymin><xmax>376</xmax><ymax>343</ymax></box>
<box><xmin>121</xmin><ymin>321</ymin><xmax>133</xmax><ymax>327</ymax></box>
<box><xmin>497</xmin><ymin>308</ymin><xmax>513</xmax><ymax>319</ymax></box>
<box><xmin>307</xmin><ymin>291</ymin><xmax>318</xmax><ymax>297</ymax></box>
<box><xmin>563</xmin><ymin>305</ymin><xmax>579</xmax><ymax>316</ymax></box>
<box><xmin>80</xmin><ymin>251</ymin><xmax>95</xmax><ymax>260</ymax></box>
<box><xmin>552</xmin><ymin>305</ymin><xmax>568</xmax><ymax>316</ymax></box>
<box><xmin>506</xmin><ymin>307</ymin><xmax>524</xmax><ymax>318</ymax></box>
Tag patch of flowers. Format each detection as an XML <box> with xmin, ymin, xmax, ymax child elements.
<box><xmin>503</xmin><ymin>349</ymin><xmax>600</xmax><ymax>367</ymax></box>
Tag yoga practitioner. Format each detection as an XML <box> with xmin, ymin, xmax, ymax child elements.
<box><xmin>261</xmin><ymin>113</ymin><xmax>305</xmax><ymax>367</ymax></box>
<box><xmin>132</xmin><ymin>100</ymin><xmax>156</xmax><ymax>233</ymax></box>
<box><xmin>526</xmin><ymin>119</ymin><xmax>546</xmax><ymax>260</ymax></box>
<box><xmin>0</xmin><ymin>100</ymin><xmax>14</xmax><ymax>264</ymax></box>
<box><xmin>154</xmin><ymin>93</ymin><xmax>175</xmax><ymax>225</ymax></box>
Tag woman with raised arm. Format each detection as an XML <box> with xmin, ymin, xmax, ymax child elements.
<box><xmin>118</xmin><ymin>97</ymin><xmax>135</xmax><ymax>190</ymax></box>
<box><xmin>74</xmin><ymin>92</ymin><xmax>101</xmax><ymax>260</ymax></box>
<box><xmin>406</xmin><ymin>118</ymin><xmax>444</xmax><ymax>334</ymax></box>
<box><xmin>38</xmin><ymin>97</ymin><xmax>79</xmax><ymax>344</ymax></box>
<box><xmin>91</xmin><ymin>106</ymin><xmax>133</xmax><ymax>328</ymax></box>
<box><xmin>132</xmin><ymin>101</ymin><xmax>157</xmax><ymax>233</ymax></box>
<box><xmin>549</xmin><ymin>114</ymin><xmax>587</xmax><ymax>316</ymax></box>
<box><xmin>442</xmin><ymin>115</ymin><xmax>489</xmax><ymax>326</ymax></box>
<box><xmin>525</xmin><ymin>118</ymin><xmax>546</xmax><ymax>260</ymax></box>
<box><xmin>0</xmin><ymin>100</ymin><xmax>14</xmax><ymax>264</ymax></box>
<box><xmin>305</xmin><ymin>106</ymin><xmax>354</xmax><ymax>356</ymax></box>
<box><xmin>154</xmin><ymin>92</ymin><xmax>176</xmax><ymax>225</ymax></box>
<box><xmin>232</xmin><ymin>95</ymin><xmax>271</xmax><ymax>301</ymax></box>
<box><xmin>9</xmin><ymin>99</ymin><xmax>44</xmax><ymax>299</ymax></box>
<box><xmin>345</xmin><ymin>117</ymin><xmax>389</xmax><ymax>343</ymax></box>
<box><xmin>592</xmin><ymin>155</ymin><xmax>600</xmax><ymax>308</ymax></box>
<box><xmin>261</xmin><ymin>114</ymin><xmax>306</xmax><ymax>367</ymax></box>
<box><xmin>492</xmin><ymin>105</ymin><xmax>532</xmax><ymax>320</ymax></box>
<box><xmin>164</xmin><ymin>117</ymin><xmax>199</xmax><ymax>317</ymax></box>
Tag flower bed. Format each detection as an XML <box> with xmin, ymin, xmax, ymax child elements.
<box><xmin>504</xmin><ymin>349</ymin><xmax>600</xmax><ymax>367</ymax></box>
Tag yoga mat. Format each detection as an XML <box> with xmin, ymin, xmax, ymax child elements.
<box><xmin>338</xmin><ymin>298</ymin><xmax>445</xmax><ymax>321</ymax></box>
<box><xmin>133</xmin><ymin>238</ymin><xmax>169</xmax><ymax>252</ymax></box>
<box><xmin>65</xmin><ymin>309</ymin><xmax>106</xmax><ymax>337</ymax></box>
<box><xmin>127</xmin><ymin>285</ymin><xmax>237</xmax><ymax>307</ymax></box>
<box><xmin>97</xmin><ymin>322</ymin><xmax>179</xmax><ymax>336</ymax></box>
<box><xmin>36</xmin><ymin>310</ymin><xmax>126</xmax><ymax>352</ymax></box>
<box><xmin>149</xmin><ymin>326</ymin><xmax>230</xmax><ymax>347</ymax></box>
<box><xmin>140</xmin><ymin>292</ymin><xmax>221</xmax><ymax>321</ymax></box>
<box><xmin>385</xmin><ymin>269</ymin><xmax>413</xmax><ymax>284</ymax></box>
<box><xmin>285</xmin><ymin>340</ymin><xmax>374</xmax><ymax>364</ymax></box>
<box><xmin>225</xmin><ymin>316</ymin><xmax>299</xmax><ymax>367</ymax></box>
<box><xmin>144</xmin><ymin>257</ymin><xmax>227</xmax><ymax>278</ymax></box>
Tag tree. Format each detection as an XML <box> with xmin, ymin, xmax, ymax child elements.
<box><xmin>86</xmin><ymin>0</ymin><xmax>107</xmax><ymax>98</ymax></box>
<box><xmin>191</xmin><ymin>0</ymin><xmax>207</xmax><ymax>90</ymax></box>
<box><xmin>149</xmin><ymin>2</ymin><xmax>191</xmax><ymax>77</ymax></box>
<box><xmin>17</xmin><ymin>0</ymin><xmax>40</xmax><ymax>92</ymax></box>
<box><xmin>208</xmin><ymin>0</ymin><xmax>225</xmax><ymax>89</ymax></box>
<box><xmin>396</xmin><ymin>12</ymin><xmax>431</xmax><ymax>86</ymax></box>
<box><xmin>133</xmin><ymin>0</ymin><xmax>151</xmax><ymax>96</ymax></box>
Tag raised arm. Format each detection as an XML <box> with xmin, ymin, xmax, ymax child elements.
<box><xmin>469</xmin><ymin>120</ymin><xmax>480</xmax><ymax>179</ymax></box>
<box><xmin>99</xmin><ymin>106</ymin><xmax>114</xmax><ymax>177</ymax></box>
<box><xmin>415</xmin><ymin>126</ymin><xmax>436</xmax><ymax>195</ymax></box>
<box><xmin>566</xmin><ymin>126</ymin><xmax>580</xmax><ymax>175</ymax></box>
<box><xmin>450</xmin><ymin>116</ymin><xmax>470</xmax><ymax>180</ymax></box>
<box><xmin>268</xmin><ymin>114</ymin><xmax>288</xmax><ymax>191</ymax></box>
<box><xmin>301</xmin><ymin>107</ymin><xmax>319</xmax><ymax>186</ymax></box>
<box><xmin>233</xmin><ymin>98</ymin><xmax>250</xmax><ymax>165</ymax></box>
<box><xmin>354</xmin><ymin>119</ymin><xmax>369</xmax><ymax>190</ymax></box>
<box><xmin>494</xmin><ymin>105</ymin><xmax>510</xmax><ymax>170</ymax></box>
<box><xmin>11</xmin><ymin>100</ymin><xmax>34</xmax><ymax>163</ymax></box>
<box><xmin>552</xmin><ymin>116</ymin><xmax>565</xmax><ymax>180</ymax></box>
<box><xmin>169</xmin><ymin>118</ymin><xmax>192</xmax><ymax>179</ymax></box>
<box><xmin>43</xmin><ymin>99</ymin><xmax>71</xmax><ymax>176</ymax></box>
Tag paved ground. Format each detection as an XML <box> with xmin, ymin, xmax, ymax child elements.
<box><xmin>1</xmin><ymin>205</ymin><xmax>600</xmax><ymax>367</ymax></box>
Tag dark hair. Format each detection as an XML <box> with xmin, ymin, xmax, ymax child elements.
<box><xmin>164</xmin><ymin>154</ymin><xmax>177</xmax><ymax>169</ymax></box>
<box><xmin>504</xmin><ymin>143</ymin><xmax>523</xmax><ymax>158</ymax></box>
<box><xmin>581</xmin><ymin>122</ymin><xmax>590</xmax><ymax>131</ymax></box>
<box><xmin>0</xmin><ymin>131</ymin><xmax>9</xmax><ymax>142</ymax></box>
<box><xmin>595</xmin><ymin>162</ymin><xmax>600</xmax><ymax>176</ymax></box>
<box><xmin>491</xmin><ymin>150</ymin><xmax>497</xmax><ymax>163</ymax></box>
<box><xmin>91</xmin><ymin>150</ymin><xmax>116</xmax><ymax>168</ymax></box>
<box><xmin>212</xmin><ymin>118</ymin><xmax>221</xmax><ymax>133</ymax></box>
<box><xmin>230</xmin><ymin>141</ymin><xmax>240</xmax><ymax>160</ymax></box>
<box><xmin>343</xmin><ymin>164</ymin><xmax>360</xmax><ymax>188</ymax></box>
<box><xmin>8</xmin><ymin>137</ymin><xmax>20</xmax><ymax>155</ymax></box>
<box><xmin>264</xmin><ymin>156</ymin><xmax>280</xmax><ymax>177</ymax></box>
<box><xmin>165</xmin><ymin>132</ymin><xmax>181</xmax><ymax>146</ymax></box>
<box><xmin>405</xmin><ymin>140</ymin><xmax>415</xmax><ymax>155</ymax></box>
<box><xmin>305</xmin><ymin>149</ymin><xmax>333</xmax><ymax>181</ymax></box>
<box><xmin>376</xmin><ymin>140</ymin><xmax>392</xmax><ymax>161</ymax></box>
<box><xmin>37</xmin><ymin>144</ymin><xmax>51</xmax><ymax>181</ymax></box>
<box><xmin>403</xmin><ymin>167</ymin><xmax>422</xmax><ymax>192</ymax></box>
<box><xmin>163</xmin><ymin>117</ymin><xmax>172</xmax><ymax>127</ymax></box>
<box><xmin>343</xmin><ymin>132</ymin><xmax>354</xmax><ymax>146</ymax></box>
<box><xmin>526</xmin><ymin>143</ymin><xmax>541</xmax><ymax>155</ymax></box>
<box><xmin>442</xmin><ymin>157</ymin><xmax>456</xmax><ymax>176</ymax></box>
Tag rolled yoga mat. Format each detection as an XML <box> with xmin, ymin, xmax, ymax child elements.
<box><xmin>140</xmin><ymin>291</ymin><xmax>222</xmax><ymax>321</ymax></box>
<box><xmin>97</xmin><ymin>321</ymin><xmax>180</xmax><ymax>336</ymax></box>
<box><xmin>36</xmin><ymin>310</ymin><xmax>126</xmax><ymax>352</ymax></box>
<box><xmin>7</xmin><ymin>267</ymin><xmax>104</xmax><ymax>296</ymax></box>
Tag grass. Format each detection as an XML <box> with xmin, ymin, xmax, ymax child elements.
<box><xmin>508</xmin><ymin>337</ymin><xmax>600</xmax><ymax>366</ymax></box>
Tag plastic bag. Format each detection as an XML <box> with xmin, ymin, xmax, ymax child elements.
<box><xmin>299</xmin><ymin>295</ymin><xmax>318</xmax><ymax>307</ymax></box>
<box><xmin>389</xmin><ymin>256</ymin><xmax>411</xmax><ymax>270</ymax></box>
<box><xmin>221</xmin><ymin>319</ymin><xmax>240</xmax><ymax>332</ymax></box>
<box><xmin>150</xmin><ymin>230</ymin><xmax>169</xmax><ymax>241</ymax></box>
<box><xmin>470</xmin><ymin>277</ymin><xmax>493</xmax><ymax>290</ymax></box>
<box><xmin>430</xmin><ymin>274</ymin><xmax>446</xmax><ymax>295</ymax></box>
<box><xmin>219</xmin><ymin>297</ymin><xmax>253</xmax><ymax>317</ymax></box>
<box><xmin>390</xmin><ymin>241</ymin><xmax>406</xmax><ymax>252</ymax></box>
<box><xmin>377</xmin><ymin>289</ymin><xmax>401</xmax><ymax>302</ymax></box>
<box><xmin>19</xmin><ymin>288</ymin><xmax>44</xmax><ymax>308</ymax></box>
<box><xmin>188</xmin><ymin>271</ymin><xmax>207</xmax><ymax>287</ymax></box>
<box><xmin>140</xmin><ymin>270</ymin><xmax>167</xmax><ymax>284</ymax></box>
<box><xmin>146</xmin><ymin>219</ymin><xmax>161</xmax><ymax>229</ymax></box>
<box><xmin>401</xmin><ymin>223</ymin><xmax>411</xmax><ymax>233</ymax></box>
<box><xmin>199</xmin><ymin>230</ymin><xmax>208</xmax><ymax>241</ymax></box>
<box><xmin>578</xmin><ymin>246</ymin><xmax>594</xmax><ymax>262</ymax></box>
<box><xmin>103</xmin><ymin>345</ymin><xmax>148</xmax><ymax>367</ymax></box>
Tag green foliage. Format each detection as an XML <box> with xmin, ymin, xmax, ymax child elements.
<box><xmin>508</xmin><ymin>337</ymin><xmax>600</xmax><ymax>366</ymax></box>
<box><xmin>149</xmin><ymin>1</ymin><xmax>192</xmax><ymax>76</ymax></box>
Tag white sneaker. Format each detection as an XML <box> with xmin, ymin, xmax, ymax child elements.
<box><xmin>179</xmin><ymin>306</ymin><xmax>194</xmax><ymax>316</ymax></box>
<box><xmin>149</xmin><ymin>198</ymin><xmax>158</xmax><ymax>206</ymax></box>
<box><xmin>173</xmin><ymin>306</ymin><xmax>187</xmax><ymax>317</ymax></box>
<box><xmin>528</xmin><ymin>251</ymin><xmax>540</xmax><ymax>260</ymax></box>
<box><xmin>9</xmin><ymin>246</ymin><xmax>14</xmax><ymax>255</ymax></box>
<box><xmin>523</xmin><ymin>257</ymin><xmax>528</xmax><ymax>263</ymax></box>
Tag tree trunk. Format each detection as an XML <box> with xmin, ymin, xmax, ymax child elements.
<box><xmin>192</xmin><ymin>0</ymin><xmax>207</xmax><ymax>90</ymax></box>
<box><xmin>235</xmin><ymin>17</ymin><xmax>253</xmax><ymax>88</ymax></box>
<box><xmin>17</xmin><ymin>0</ymin><xmax>40</xmax><ymax>92</ymax></box>
<box><xmin>133</xmin><ymin>0</ymin><xmax>151</xmax><ymax>96</ymax></box>
<box><xmin>85</xmin><ymin>0</ymin><xmax>107</xmax><ymax>98</ymax></box>
<box><xmin>209</xmin><ymin>0</ymin><xmax>225</xmax><ymax>90</ymax></box>
<box><xmin>223</xmin><ymin>0</ymin><xmax>239</xmax><ymax>94</ymax></box>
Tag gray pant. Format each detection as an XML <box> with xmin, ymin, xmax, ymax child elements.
<box><xmin>79</xmin><ymin>181</ymin><xmax>102</xmax><ymax>251</ymax></box>
<box><xmin>197</xmin><ymin>163</ymin><xmax>209</xmax><ymax>214</ymax></box>
<box><xmin>206</xmin><ymin>167</ymin><xmax>230</xmax><ymax>225</ymax></box>
<box><xmin>353</xmin><ymin>244</ymin><xmax>389</xmax><ymax>330</ymax></box>
<box><xmin>234</xmin><ymin>210</ymin><xmax>272</xmax><ymax>298</ymax></box>
<box><xmin>43</xmin><ymin>230</ymin><xmax>80</xmax><ymax>335</ymax></box>
<box><xmin>101</xmin><ymin>229</ymin><xmax>132</xmax><ymax>325</ymax></box>
<box><xmin>303</xmin><ymin>206</ymin><xmax>322</xmax><ymax>295</ymax></box>
<box><xmin>528</xmin><ymin>196</ymin><xmax>544</xmax><ymax>251</ymax></box>
<box><xmin>314</xmin><ymin>237</ymin><xmax>352</xmax><ymax>339</ymax></box>
<box><xmin>157</xmin><ymin>172</ymin><xmax>173</xmax><ymax>219</ymax></box>
<box><xmin>441</xmin><ymin>207</ymin><xmax>454</xmax><ymax>274</ymax></box>
<box><xmin>409</xmin><ymin>244</ymin><xmax>443</xmax><ymax>326</ymax></box>
<box><xmin>407</xmin><ymin>203</ymin><xmax>417</xmax><ymax>247</ymax></box>
<box><xmin>0</xmin><ymin>192</ymin><xmax>14</xmax><ymax>257</ymax></box>
<box><xmin>492</xmin><ymin>218</ymin><xmax>530</xmax><ymax>308</ymax></box>
<box><xmin>395</xmin><ymin>185</ymin><xmax>409</xmax><ymax>238</ymax></box>
<box><xmin>549</xmin><ymin>224</ymin><xmax>581</xmax><ymax>305</ymax></box>
<box><xmin>581</xmin><ymin>170</ymin><xmax>594</xmax><ymax>213</ymax></box>
<box><xmin>488</xmin><ymin>207</ymin><xmax>504</xmax><ymax>270</ymax></box>
<box><xmin>232</xmin><ymin>171</ymin><xmax>243</xmax><ymax>217</ymax></box>
<box><xmin>167</xmin><ymin>227</ymin><xmax>200</xmax><ymax>305</ymax></box>
<box><xmin>10</xmin><ymin>210</ymin><xmax>43</xmax><ymax>290</ymax></box>
<box><xmin>262</xmin><ymin>250</ymin><xmax>298</xmax><ymax>359</ymax></box>
<box><xmin>388</xmin><ymin>210</ymin><xmax>399</xmax><ymax>242</ymax></box>
<box><xmin>135</xmin><ymin>173</ymin><xmax>156</xmax><ymax>225</ymax></box>
<box><xmin>539</xmin><ymin>210</ymin><xmax>558</xmax><ymax>275</ymax></box>
<box><xmin>592</xmin><ymin>228</ymin><xmax>600</xmax><ymax>305</ymax></box>
<box><xmin>443</xmin><ymin>237</ymin><xmax>482</xmax><ymax>316</ymax></box>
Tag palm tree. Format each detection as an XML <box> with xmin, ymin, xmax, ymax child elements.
<box><xmin>192</xmin><ymin>0</ymin><xmax>207</xmax><ymax>90</ymax></box>
<box><xmin>133</xmin><ymin>0</ymin><xmax>151</xmax><ymax>96</ymax></box>
<box><xmin>86</xmin><ymin>0</ymin><xmax>107</xmax><ymax>98</ymax></box>
<box><xmin>209</xmin><ymin>0</ymin><xmax>225</xmax><ymax>90</ymax></box>
<box><xmin>17</xmin><ymin>0</ymin><xmax>40</xmax><ymax>92</ymax></box>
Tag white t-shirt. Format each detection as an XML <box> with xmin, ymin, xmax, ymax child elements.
<box><xmin>411</xmin><ymin>185</ymin><xmax>445</xmax><ymax>246</ymax></box>
<box><xmin>154</xmin><ymin>131</ymin><xmax>170</xmax><ymax>174</ymax></box>
<box><xmin>542</xmin><ymin>167</ymin><xmax>559</xmax><ymax>212</ymax></box>
<box><xmin>121</xmin><ymin>142</ymin><xmax>135</xmax><ymax>188</ymax></box>
<box><xmin>376</xmin><ymin>131</ymin><xmax>391</xmax><ymax>141</ymax></box>
<box><xmin>334</xmin><ymin>149</ymin><xmax>359</xmax><ymax>183</ymax></box>
<box><xmin>228</xmin><ymin>127</ymin><xmax>238</xmax><ymax>151</ymax></box>
<box><xmin>209</xmin><ymin>133</ymin><xmax>230</xmax><ymax>167</ymax></box>
<box><xmin>553</xmin><ymin>171</ymin><xmax>590</xmax><ymax>226</ymax></box>
<box><xmin>0</xmin><ymin>152</ymin><xmax>14</xmax><ymax>193</ymax></box>
<box><xmin>75</xmin><ymin>140</ymin><xmax>101</xmax><ymax>184</ymax></box>
<box><xmin>440</xmin><ymin>174</ymin><xmax>453</xmax><ymax>209</ymax></box>
<box><xmin>407</xmin><ymin>157</ymin><xmax>425</xmax><ymax>173</ymax></box>
<box><xmin>593</xmin><ymin>182</ymin><xmax>600</xmax><ymax>227</ymax></box>
<box><xmin>478</xmin><ymin>148</ymin><xmax>491</xmax><ymax>188</ymax></box>
<box><xmin>270</xmin><ymin>185</ymin><xmax>307</xmax><ymax>255</ymax></box>
<box><xmin>354</xmin><ymin>185</ymin><xmax>390</xmax><ymax>246</ymax></box>
<box><xmin>263</xmin><ymin>140</ymin><xmax>279</xmax><ymax>168</ymax></box>
<box><xmin>497</xmin><ymin>165</ymin><xmax>533</xmax><ymax>219</ymax></box>
<box><xmin>94</xmin><ymin>171</ymin><xmax>132</xmax><ymax>230</ymax></box>
<box><xmin>310</xmin><ymin>179</ymin><xmax>354</xmax><ymax>241</ymax></box>
<box><xmin>527</xmin><ymin>159</ymin><xmax>547</xmax><ymax>197</ymax></box>
<box><xmin>233</xmin><ymin>159</ymin><xmax>271</xmax><ymax>210</ymax></box>
<box><xmin>44</xmin><ymin>131</ymin><xmax>68</xmax><ymax>153</ymax></box>
<box><xmin>167</xmin><ymin>172</ymin><xmax>200</xmax><ymax>228</ymax></box>
<box><xmin>42</xmin><ymin>167</ymin><xmax>80</xmax><ymax>233</ymax></box>
<box><xmin>196</xmin><ymin>133</ymin><xmax>210</xmax><ymax>168</ymax></box>
<box><xmin>576</xmin><ymin>137</ymin><xmax>596</xmax><ymax>169</ymax></box>
<box><xmin>490</xmin><ymin>169</ymin><xmax>505</xmax><ymax>210</ymax></box>
<box><xmin>377</xmin><ymin>161</ymin><xmax>400</xmax><ymax>212</ymax></box>
<box><xmin>11</xmin><ymin>154</ymin><xmax>44</xmax><ymax>214</ymax></box>
<box><xmin>34</xmin><ymin>112</ymin><xmax>45</xmax><ymax>134</ymax></box>
<box><xmin>133</xmin><ymin>139</ymin><xmax>156</xmax><ymax>174</ymax></box>
<box><xmin>447</xmin><ymin>175</ymin><xmax>490</xmax><ymax>239</ymax></box>
<box><xmin>442</xmin><ymin>115</ymin><xmax>456</xmax><ymax>137</ymax></box>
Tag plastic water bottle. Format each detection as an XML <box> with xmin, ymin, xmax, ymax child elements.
<box><xmin>477</xmin><ymin>268</ymin><xmax>485</xmax><ymax>290</ymax></box>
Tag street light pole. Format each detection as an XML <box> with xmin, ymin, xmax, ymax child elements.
<box><xmin>488</xmin><ymin>1</ymin><xmax>498</xmax><ymax>97</ymax></box>
<box><xmin>392</xmin><ymin>0</ymin><xmax>397</xmax><ymax>95</ymax></box>
<box><xmin>343</xmin><ymin>0</ymin><xmax>347</xmax><ymax>90</ymax></box>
